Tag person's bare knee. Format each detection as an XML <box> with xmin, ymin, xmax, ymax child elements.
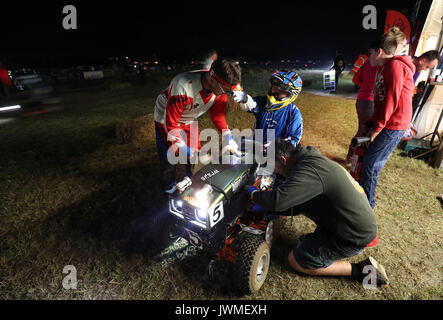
<box><xmin>288</xmin><ymin>251</ymin><xmax>318</xmax><ymax>275</ymax></box>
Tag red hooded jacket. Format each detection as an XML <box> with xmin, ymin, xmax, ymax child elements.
<box><xmin>370</xmin><ymin>55</ymin><xmax>415</xmax><ymax>133</ymax></box>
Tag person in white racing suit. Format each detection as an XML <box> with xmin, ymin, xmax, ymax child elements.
<box><xmin>154</xmin><ymin>57</ymin><xmax>242</xmax><ymax>193</ymax></box>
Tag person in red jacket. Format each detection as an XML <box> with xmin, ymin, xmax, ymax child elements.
<box><xmin>360</xmin><ymin>27</ymin><xmax>415</xmax><ymax>208</ymax></box>
<box><xmin>0</xmin><ymin>64</ymin><xmax>12</xmax><ymax>98</ymax></box>
<box><xmin>345</xmin><ymin>48</ymin><xmax>379</xmax><ymax>166</ymax></box>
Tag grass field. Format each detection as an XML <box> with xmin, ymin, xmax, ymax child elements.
<box><xmin>0</xmin><ymin>69</ymin><xmax>442</xmax><ymax>300</ymax></box>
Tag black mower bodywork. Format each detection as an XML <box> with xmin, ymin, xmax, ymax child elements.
<box><xmin>166</xmin><ymin>149</ymin><xmax>280</xmax><ymax>294</ymax></box>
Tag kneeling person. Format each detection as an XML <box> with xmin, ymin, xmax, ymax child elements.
<box><xmin>247</xmin><ymin>139</ymin><xmax>388</xmax><ymax>287</ymax></box>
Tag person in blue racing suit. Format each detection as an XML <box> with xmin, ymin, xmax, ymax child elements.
<box><xmin>234</xmin><ymin>70</ymin><xmax>303</xmax><ymax>220</ymax></box>
<box><xmin>232</xmin><ymin>70</ymin><xmax>303</xmax><ymax>146</ymax></box>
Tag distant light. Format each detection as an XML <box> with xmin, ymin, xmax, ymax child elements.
<box><xmin>155</xmin><ymin>61</ymin><xmax>158</xmax><ymax>64</ymax></box>
<box><xmin>0</xmin><ymin>105</ymin><xmax>21</xmax><ymax>112</ymax></box>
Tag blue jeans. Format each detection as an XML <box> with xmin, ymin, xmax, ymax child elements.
<box><xmin>360</xmin><ymin>128</ymin><xmax>405</xmax><ymax>208</ymax></box>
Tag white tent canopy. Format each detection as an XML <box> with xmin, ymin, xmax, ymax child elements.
<box><xmin>413</xmin><ymin>0</ymin><xmax>443</xmax><ymax>141</ymax></box>
<box><xmin>415</xmin><ymin>0</ymin><xmax>443</xmax><ymax>83</ymax></box>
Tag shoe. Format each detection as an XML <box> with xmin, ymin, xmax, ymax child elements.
<box><xmin>329</xmin><ymin>91</ymin><xmax>337</xmax><ymax>94</ymax></box>
<box><xmin>358</xmin><ymin>256</ymin><xmax>389</xmax><ymax>287</ymax></box>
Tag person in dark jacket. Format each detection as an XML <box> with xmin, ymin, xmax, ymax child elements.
<box><xmin>330</xmin><ymin>51</ymin><xmax>345</xmax><ymax>93</ymax></box>
<box><xmin>246</xmin><ymin>139</ymin><xmax>389</xmax><ymax>287</ymax></box>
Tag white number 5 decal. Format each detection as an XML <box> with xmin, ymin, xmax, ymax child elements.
<box><xmin>209</xmin><ymin>202</ymin><xmax>224</xmax><ymax>228</ymax></box>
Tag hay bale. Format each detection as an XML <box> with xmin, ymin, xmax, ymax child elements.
<box><xmin>115</xmin><ymin>114</ymin><xmax>155</xmax><ymax>148</ymax></box>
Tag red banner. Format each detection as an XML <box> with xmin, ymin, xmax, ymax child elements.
<box><xmin>384</xmin><ymin>10</ymin><xmax>411</xmax><ymax>43</ymax></box>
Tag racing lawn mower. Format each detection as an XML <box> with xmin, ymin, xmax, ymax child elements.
<box><xmin>161</xmin><ymin>141</ymin><xmax>282</xmax><ymax>294</ymax></box>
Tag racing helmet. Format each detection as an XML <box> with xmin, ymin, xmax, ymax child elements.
<box><xmin>270</xmin><ymin>70</ymin><xmax>302</xmax><ymax>99</ymax></box>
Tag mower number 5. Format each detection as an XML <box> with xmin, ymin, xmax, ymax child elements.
<box><xmin>209</xmin><ymin>202</ymin><xmax>224</xmax><ymax>228</ymax></box>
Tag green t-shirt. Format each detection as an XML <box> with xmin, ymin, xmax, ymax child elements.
<box><xmin>253</xmin><ymin>146</ymin><xmax>377</xmax><ymax>246</ymax></box>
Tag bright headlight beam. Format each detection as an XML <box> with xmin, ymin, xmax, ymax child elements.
<box><xmin>0</xmin><ymin>105</ymin><xmax>21</xmax><ymax>112</ymax></box>
<box><xmin>193</xmin><ymin>185</ymin><xmax>212</xmax><ymax>210</ymax></box>
<box><xmin>197</xmin><ymin>209</ymin><xmax>207</xmax><ymax>220</ymax></box>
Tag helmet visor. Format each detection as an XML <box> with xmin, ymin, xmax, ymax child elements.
<box><xmin>270</xmin><ymin>77</ymin><xmax>291</xmax><ymax>92</ymax></box>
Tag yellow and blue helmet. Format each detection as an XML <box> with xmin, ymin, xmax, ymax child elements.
<box><xmin>270</xmin><ymin>70</ymin><xmax>302</xmax><ymax>99</ymax></box>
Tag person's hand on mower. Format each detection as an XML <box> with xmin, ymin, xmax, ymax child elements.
<box><xmin>367</xmin><ymin>128</ymin><xmax>380</xmax><ymax>142</ymax></box>
<box><xmin>246</xmin><ymin>185</ymin><xmax>259</xmax><ymax>201</ymax></box>
<box><xmin>222</xmin><ymin>130</ymin><xmax>240</xmax><ymax>156</ymax></box>
<box><xmin>198</xmin><ymin>150</ymin><xmax>212</xmax><ymax>165</ymax></box>
<box><xmin>251</xmin><ymin>203</ymin><xmax>266</xmax><ymax>212</ymax></box>
<box><xmin>176</xmin><ymin>144</ymin><xmax>198</xmax><ymax>162</ymax></box>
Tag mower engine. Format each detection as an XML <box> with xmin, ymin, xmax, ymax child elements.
<box><xmin>169</xmin><ymin>158</ymin><xmax>256</xmax><ymax>254</ymax></box>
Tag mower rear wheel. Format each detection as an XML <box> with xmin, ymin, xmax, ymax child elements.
<box><xmin>235</xmin><ymin>234</ymin><xmax>270</xmax><ymax>294</ymax></box>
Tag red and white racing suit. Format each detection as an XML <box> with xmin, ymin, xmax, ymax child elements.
<box><xmin>154</xmin><ymin>70</ymin><xmax>230</xmax><ymax>156</ymax></box>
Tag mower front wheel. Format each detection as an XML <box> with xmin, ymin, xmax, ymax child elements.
<box><xmin>149</xmin><ymin>212</ymin><xmax>179</xmax><ymax>251</ymax></box>
<box><xmin>235</xmin><ymin>234</ymin><xmax>270</xmax><ymax>294</ymax></box>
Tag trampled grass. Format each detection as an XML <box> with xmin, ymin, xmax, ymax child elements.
<box><xmin>0</xmin><ymin>69</ymin><xmax>441</xmax><ymax>300</ymax></box>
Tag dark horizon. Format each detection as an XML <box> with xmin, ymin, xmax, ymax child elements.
<box><xmin>0</xmin><ymin>0</ymin><xmax>423</xmax><ymax>68</ymax></box>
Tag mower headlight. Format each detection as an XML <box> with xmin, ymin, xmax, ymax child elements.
<box><xmin>193</xmin><ymin>184</ymin><xmax>213</xmax><ymax>210</ymax></box>
<box><xmin>170</xmin><ymin>199</ymin><xmax>184</xmax><ymax>218</ymax></box>
<box><xmin>196</xmin><ymin>209</ymin><xmax>208</xmax><ymax>223</ymax></box>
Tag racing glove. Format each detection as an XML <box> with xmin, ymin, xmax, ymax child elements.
<box><xmin>236</xmin><ymin>94</ymin><xmax>257</xmax><ymax>112</ymax></box>
<box><xmin>246</xmin><ymin>186</ymin><xmax>259</xmax><ymax>201</ymax></box>
<box><xmin>198</xmin><ymin>151</ymin><xmax>212</xmax><ymax>165</ymax></box>
<box><xmin>232</xmin><ymin>90</ymin><xmax>248</xmax><ymax>103</ymax></box>
<box><xmin>177</xmin><ymin>144</ymin><xmax>193</xmax><ymax>158</ymax></box>
<box><xmin>251</xmin><ymin>203</ymin><xmax>266</xmax><ymax>212</ymax></box>
<box><xmin>222</xmin><ymin>130</ymin><xmax>240</xmax><ymax>155</ymax></box>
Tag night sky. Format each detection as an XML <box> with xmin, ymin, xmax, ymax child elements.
<box><xmin>0</xmin><ymin>0</ymin><xmax>419</xmax><ymax>67</ymax></box>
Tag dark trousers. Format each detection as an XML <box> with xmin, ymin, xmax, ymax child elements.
<box><xmin>334</xmin><ymin>70</ymin><xmax>342</xmax><ymax>92</ymax></box>
<box><xmin>160</xmin><ymin>160</ymin><xmax>193</xmax><ymax>192</ymax></box>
